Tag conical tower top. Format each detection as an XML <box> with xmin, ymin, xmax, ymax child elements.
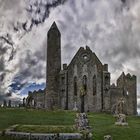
<box><xmin>48</xmin><ymin>21</ymin><xmax>60</xmax><ymax>35</ymax></box>
<box><xmin>50</xmin><ymin>21</ymin><xmax>59</xmax><ymax>30</ymax></box>
<box><xmin>51</xmin><ymin>21</ymin><xmax>57</xmax><ymax>28</ymax></box>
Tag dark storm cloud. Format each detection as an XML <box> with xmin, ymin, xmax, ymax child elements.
<box><xmin>9</xmin><ymin>39</ymin><xmax>47</xmax><ymax>94</ymax></box>
<box><xmin>26</xmin><ymin>0</ymin><xmax>68</xmax><ymax>30</ymax></box>
<box><xmin>0</xmin><ymin>36</ymin><xmax>13</xmax><ymax>46</ymax></box>
<box><xmin>1</xmin><ymin>0</ymin><xmax>140</xmax><ymax>105</ymax></box>
<box><xmin>0</xmin><ymin>73</ymin><xmax>6</xmax><ymax>82</ymax></box>
<box><xmin>0</xmin><ymin>46</ymin><xmax>7</xmax><ymax>55</ymax></box>
<box><xmin>0</xmin><ymin>58</ymin><xmax>5</xmax><ymax>72</ymax></box>
<box><xmin>0</xmin><ymin>0</ymin><xmax>67</xmax><ymax>100</ymax></box>
<box><xmin>19</xmin><ymin>52</ymin><xmax>44</xmax><ymax>78</ymax></box>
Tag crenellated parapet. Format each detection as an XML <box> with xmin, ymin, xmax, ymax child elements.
<box><xmin>110</xmin><ymin>72</ymin><xmax>137</xmax><ymax>115</ymax></box>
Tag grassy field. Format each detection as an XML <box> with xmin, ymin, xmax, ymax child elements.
<box><xmin>0</xmin><ymin>108</ymin><xmax>140</xmax><ymax>140</ymax></box>
<box><xmin>15</xmin><ymin>125</ymin><xmax>77</xmax><ymax>133</ymax></box>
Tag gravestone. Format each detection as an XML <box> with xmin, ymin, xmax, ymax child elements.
<box><xmin>75</xmin><ymin>113</ymin><xmax>90</xmax><ymax>131</ymax></box>
<box><xmin>73</xmin><ymin>102</ymin><xmax>78</xmax><ymax>111</ymax></box>
<box><xmin>8</xmin><ymin>100</ymin><xmax>11</xmax><ymax>107</ymax></box>
<box><xmin>115</xmin><ymin>98</ymin><xmax>125</xmax><ymax>114</ymax></box>
<box><xmin>114</xmin><ymin>98</ymin><xmax>128</xmax><ymax>126</ymax></box>
<box><xmin>75</xmin><ymin>113</ymin><xmax>92</xmax><ymax>139</ymax></box>
<box><xmin>114</xmin><ymin>114</ymin><xmax>128</xmax><ymax>126</ymax></box>
<box><xmin>104</xmin><ymin>135</ymin><xmax>112</xmax><ymax>140</ymax></box>
<box><xmin>23</xmin><ymin>98</ymin><xmax>26</xmax><ymax>107</ymax></box>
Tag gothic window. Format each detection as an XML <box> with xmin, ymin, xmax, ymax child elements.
<box><xmin>83</xmin><ymin>75</ymin><xmax>87</xmax><ymax>93</ymax></box>
<box><xmin>105</xmin><ymin>75</ymin><xmax>109</xmax><ymax>84</ymax></box>
<box><xmin>93</xmin><ymin>75</ymin><xmax>96</xmax><ymax>96</ymax></box>
<box><xmin>123</xmin><ymin>87</ymin><xmax>125</xmax><ymax>96</ymax></box>
<box><xmin>83</xmin><ymin>55</ymin><xmax>88</xmax><ymax>60</ymax></box>
<box><xmin>80</xmin><ymin>53</ymin><xmax>90</xmax><ymax>63</ymax></box>
<box><xmin>74</xmin><ymin>76</ymin><xmax>77</xmax><ymax>96</ymax></box>
<box><xmin>61</xmin><ymin>77</ymin><xmax>65</xmax><ymax>85</ymax></box>
<box><xmin>105</xmin><ymin>75</ymin><xmax>109</xmax><ymax>80</ymax></box>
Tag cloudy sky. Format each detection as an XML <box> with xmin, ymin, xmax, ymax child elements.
<box><xmin>0</xmin><ymin>0</ymin><xmax>140</xmax><ymax>107</ymax></box>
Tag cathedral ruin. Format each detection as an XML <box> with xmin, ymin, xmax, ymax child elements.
<box><xmin>26</xmin><ymin>22</ymin><xmax>137</xmax><ymax>115</ymax></box>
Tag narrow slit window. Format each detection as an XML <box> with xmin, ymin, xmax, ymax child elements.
<box><xmin>74</xmin><ymin>76</ymin><xmax>77</xmax><ymax>96</ymax></box>
<box><xmin>83</xmin><ymin>75</ymin><xmax>87</xmax><ymax>93</ymax></box>
<box><xmin>93</xmin><ymin>75</ymin><xmax>96</xmax><ymax>96</ymax></box>
<box><xmin>61</xmin><ymin>77</ymin><xmax>65</xmax><ymax>84</ymax></box>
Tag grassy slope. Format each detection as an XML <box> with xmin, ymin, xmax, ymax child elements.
<box><xmin>89</xmin><ymin>113</ymin><xmax>140</xmax><ymax>140</ymax></box>
<box><xmin>0</xmin><ymin>108</ymin><xmax>75</xmax><ymax>130</ymax></box>
<box><xmin>0</xmin><ymin>108</ymin><xmax>140</xmax><ymax>140</ymax></box>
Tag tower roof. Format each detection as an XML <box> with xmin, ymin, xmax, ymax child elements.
<box><xmin>50</xmin><ymin>21</ymin><xmax>59</xmax><ymax>30</ymax></box>
<box><xmin>48</xmin><ymin>21</ymin><xmax>60</xmax><ymax>34</ymax></box>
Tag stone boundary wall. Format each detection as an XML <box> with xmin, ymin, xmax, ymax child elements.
<box><xmin>5</xmin><ymin>131</ymin><xmax>82</xmax><ymax>140</ymax></box>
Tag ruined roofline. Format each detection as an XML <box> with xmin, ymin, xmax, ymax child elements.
<box><xmin>92</xmin><ymin>52</ymin><xmax>103</xmax><ymax>66</ymax></box>
<box><xmin>28</xmin><ymin>89</ymin><xmax>45</xmax><ymax>95</ymax></box>
<box><xmin>110</xmin><ymin>83</ymin><xmax>126</xmax><ymax>91</ymax></box>
<box><xmin>110</xmin><ymin>83</ymin><xmax>123</xmax><ymax>89</ymax></box>
<box><xmin>67</xmin><ymin>46</ymin><xmax>104</xmax><ymax>70</ymax></box>
<box><xmin>67</xmin><ymin>46</ymin><xmax>85</xmax><ymax>68</ymax></box>
<box><xmin>67</xmin><ymin>46</ymin><xmax>92</xmax><ymax>68</ymax></box>
<box><xmin>117</xmin><ymin>72</ymin><xmax>136</xmax><ymax>82</ymax></box>
<box><xmin>85</xmin><ymin>45</ymin><xmax>103</xmax><ymax>67</ymax></box>
<box><xmin>126</xmin><ymin>73</ymin><xmax>136</xmax><ymax>79</ymax></box>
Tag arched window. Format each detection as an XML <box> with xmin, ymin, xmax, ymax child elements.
<box><xmin>93</xmin><ymin>75</ymin><xmax>96</xmax><ymax>96</ymax></box>
<box><xmin>83</xmin><ymin>75</ymin><xmax>87</xmax><ymax>93</ymax></box>
<box><xmin>61</xmin><ymin>76</ymin><xmax>65</xmax><ymax>84</ymax></box>
<box><xmin>74</xmin><ymin>76</ymin><xmax>77</xmax><ymax>96</ymax></box>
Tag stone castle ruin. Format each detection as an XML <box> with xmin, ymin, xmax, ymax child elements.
<box><xmin>26</xmin><ymin>22</ymin><xmax>137</xmax><ymax>115</ymax></box>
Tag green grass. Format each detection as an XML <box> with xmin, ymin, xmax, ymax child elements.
<box><xmin>0</xmin><ymin>108</ymin><xmax>140</xmax><ymax>140</ymax></box>
<box><xmin>0</xmin><ymin>136</ymin><xmax>27</xmax><ymax>140</ymax></box>
<box><xmin>15</xmin><ymin>125</ymin><xmax>76</xmax><ymax>133</ymax></box>
<box><xmin>0</xmin><ymin>108</ymin><xmax>75</xmax><ymax>131</ymax></box>
<box><xmin>88</xmin><ymin>113</ymin><xmax>140</xmax><ymax>140</ymax></box>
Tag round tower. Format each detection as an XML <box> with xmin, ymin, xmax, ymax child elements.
<box><xmin>46</xmin><ymin>22</ymin><xmax>61</xmax><ymax>109</ymax></box>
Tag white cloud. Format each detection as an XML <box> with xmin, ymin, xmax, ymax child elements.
<box><xmin>0</xmin><ymin>0</ymin><xmax>140</xmax><ymax>105</ymax></box>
